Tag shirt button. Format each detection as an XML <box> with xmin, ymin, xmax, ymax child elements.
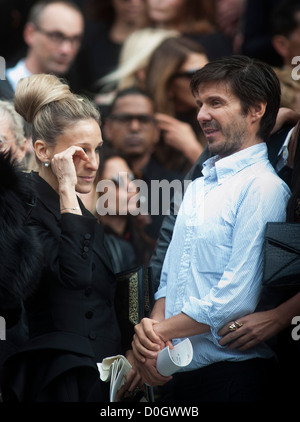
<box><xmin>85</xmin><ymin>311</ymin><xmax>93</xmax><ymax>319</ymax></box>
<box><xmin>105</xmin><ymin>298</ymin><xmax>112</xmax><ymax>307</ymax></box>
<box><xmin>84</xmin><ymin>234</ymin><xmax>91</xmax><ymax>240</ymax></box>
<box><xmin>82</xmin><ymin>252</ymin><xmax>88</xmax><ymax>259</ymax></box>
<box><xmin>85</xmin><ymin>286</ymin><xmax>93</xmax><ymax>296</ymax></box>
<box><xmin>83</xmin><ymin>246</ymin><xmax>89</xmax><ymax>252</ymax></box>
<box><xmin>88</xmin><ymin>331</ymin><xmax>96</xmax><ymax>340</ymax></box>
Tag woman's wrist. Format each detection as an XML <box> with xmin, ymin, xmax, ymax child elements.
<box><xmin>59</xmin><ymin>189</ymin><xmax>81</xmax><ymax>215</ymax></box>
<box><xmin>58</xmin><ymin>181</ymin><xmax>76</xmax><ymax>196</ymax></box>
<box><xmin>153</xmin><ymin>320</ymin><xmax>170</xmax><ymax>344</ymax></box>
<box><xmin>60</xmin><ymin>206</ymin><xmax>81</xmax><ymax>213</ymax></box>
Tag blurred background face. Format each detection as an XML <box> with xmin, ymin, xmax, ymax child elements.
<box><xmin>113</xmin><ymin>0</ymin><xmax>148</xmax><ymax>25</ymax></box>
<box><xmin>0</xmin><ymin>116</ymin><xmax>26</xmax><ymax>161</ymax></box>
<box><xmin>100</xmin><ymin>156</ymin><xmax>138</xmax><ymax>215</ymax></box>
<box><xmin>287</xmin><ymin>12</ymin><xmax>300</xmax><ymax>63</ymax></box>
<box><xmin>169</xmin><ymin>53</ymin><xmax>209</xmax><ymax>112</ymax></box>
<box><xmin>147</xmin><ymin>0</ymin><xmax>186</xmax><ymax>26</ymax></box>
<box><xmin>105</xmin><ymin>94</ymin><xmax>159</xmax><ymax>157</ymax></box>
<box><xmin>26</xmin><ymin>3</ymin><xmax>84</xmax><ymax>75</ymax></box>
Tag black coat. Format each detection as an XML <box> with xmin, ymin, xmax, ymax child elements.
<box><xmin>0</xmin><ymin>155</ymin><xmax>41</xmax><ymax>318</ymax></box>
<box><xmin>2</xmin><ymin>172</ymin><xmax>122</xmax><ymax>402</ymax></box>
<box><xmin>0</xmin><ymin>153</ymin><xmax>41</xmax><ymax>389</ymax></box>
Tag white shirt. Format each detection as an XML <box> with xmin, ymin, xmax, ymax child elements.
<box><xmin>276</xmin><ymin>126</ymin><xmax>295</xmax><ymax>172</ymax></box>
<box><xmin>6</xmin><ymin>59</ymin><xmax>32</xmax><ymax>91</ymax></box>
<box><xmin>155</xmin><ymin>143</ymin><xmax>291</xmax><ymax>371</ymax></box>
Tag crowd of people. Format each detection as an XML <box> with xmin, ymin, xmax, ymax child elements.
<box><xmin>1</xmin><ymin>0</ymin><xmax>300</xmax><ymax>404</ymax></box>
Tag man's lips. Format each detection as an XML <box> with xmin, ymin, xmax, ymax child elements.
<box><xmin>203</xmin><ymin>128</ymin><xmax>219</xmax><ymax>137</ymax></box>
<box><xmin>125</xmin><ymin>137</ymin><xmax>142</xmax><ymax>146</ymax></box>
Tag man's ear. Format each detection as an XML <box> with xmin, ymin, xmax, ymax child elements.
<box><xmin>249</xmin><ymin>102</ymin><xmax>267</xmax><ymax>123</ymax></box>
<box><xmin>23</xmin><ymin>22</ymin><xmax>37</xmax><ymax>47</ymax></box>
<box><xmin>272</xmin><ymin>35</ymin><xmax>289</xmax><ymax>61</ymax></box>
<box><xmin>34</xmin><ymin>140</ymin><xmax>51</xmax><ymax>164</ymax></box>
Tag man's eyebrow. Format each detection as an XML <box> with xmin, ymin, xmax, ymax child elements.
<box><xmin>208</xmin><ymin>95</ymin><xmax>225</xmax><ymax>102</ymax></box>
<box><xmin>196</xmin><ymin>95</ymin><xmax>225</xmax><ymax>105</ymax></box>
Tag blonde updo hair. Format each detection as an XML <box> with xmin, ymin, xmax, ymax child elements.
<box><xmin>14</xmin><ymin>74</ymin><xmax>100</xmax><ymax>147</ymax></box>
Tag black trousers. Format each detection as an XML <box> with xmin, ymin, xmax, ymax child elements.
<box><xmin>158</xmin><ymin>358</ymin><xmax>277</xmax><ymax>403</ymax></box>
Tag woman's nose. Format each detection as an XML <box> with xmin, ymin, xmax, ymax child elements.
<box><xmin>87</xmin><ymin>153</ymin><xmax>99</xmax><ymax>170</ymax></box>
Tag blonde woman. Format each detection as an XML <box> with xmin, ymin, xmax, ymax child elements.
<box><xmin>95</xmin><ymin>27</ymin><xmax>179</xmax><ymax>105</ymax></box>
<box><xmin>2</xmin><ymin>74</ymin><xmax>141</xmax><ymax>402</ymax></box>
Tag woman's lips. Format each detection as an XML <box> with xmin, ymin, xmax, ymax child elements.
<box><xmin>79</xmin><ymin>175</ymin><xmax>94</xmax><ymax>183</ymax></box>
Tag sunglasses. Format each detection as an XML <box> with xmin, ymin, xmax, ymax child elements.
<box><xmin>172</xmin><ymin>69</ymin><xmax>199</xmax><ymax>79</ymax></box>
<box><xmin>108</xmin><ymin>114</ymin><xmax>155</xmax><ymax>126</ymax></box>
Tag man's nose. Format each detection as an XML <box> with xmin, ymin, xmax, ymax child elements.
<box><xmin>197</xmin><ymin>105</ymin><xmax>211</xmax><ymax>123</ymax></box>
<box><xmin>59</xmin><ymin>39</ymin><xmax>77</xmax><ymax>55</ymax></box>
<box><xmin>129</xmin><ymin>117</ymin><xmax>141</xmax><ymax>130</ymax></box>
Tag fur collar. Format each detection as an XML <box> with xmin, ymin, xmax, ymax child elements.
<box><xmin>0</xmin><ymin>152</ymin><xmax>41</xmax><ymax>301</ymax></box>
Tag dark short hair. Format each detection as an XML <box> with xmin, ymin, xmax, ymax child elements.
<box><xmin>270</xmin><ymin>0</ymin><xmax>300</xmax><ymax>38</ymax></box>
<box><xmin>108</xmin><ymin>86</ymin><xmax>154</xmax><ymax>115</ymax></box>
<box><xmin>190</xmin><ymin>55</ymin><xmax>281</xmax><ymax>141</ymax></box>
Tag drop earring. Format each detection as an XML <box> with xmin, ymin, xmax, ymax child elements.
<box><xmin>44</xmin><ymin>161</ymin><xmax>50</xmax><ymax>167</ymax></box>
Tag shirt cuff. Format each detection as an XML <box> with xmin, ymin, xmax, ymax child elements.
<box><xmin>181</xmin><ymin>298</ymin><xmax>223</xmax><ymax>347</ymax></box>
<box><xmin>154</xmin><ymin>285</ymin><xmax>167</xmax><ymax>301</ymax></box>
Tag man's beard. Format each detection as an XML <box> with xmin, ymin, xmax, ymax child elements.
<box><xmin>204</xmin><ymin>119</ymin><xmax>248</xmax><ymax>158</ymax></box>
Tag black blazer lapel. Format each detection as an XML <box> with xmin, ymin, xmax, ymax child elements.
<box><xmin>30</xmin><ymin>172</ymin><xmax>62</xmax><ymax>221</ymax></box>
<box><xmin>30</xmin><ymin>172</ymin><xmax>115</xmax><ymax>274</ymax></box>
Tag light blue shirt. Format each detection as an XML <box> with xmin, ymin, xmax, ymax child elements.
<box><xmin>155</xmin><ymin>143</ymin><xmax>291</xmax><ymax>371</ymax></box>
<box><xmin>276</xmin><ymin>126</ymin><xmax>294</xmax><ymax>172</ymax></box>
<box><xmin>6</xmin><ymin>59</ymin><xmax>32</xmax><ymax>91</ymax></box>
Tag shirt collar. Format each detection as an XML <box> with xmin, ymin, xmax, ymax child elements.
<box><xmin>202</xmin><ymin>143</ymin><xmax>268</xmax><ymax>183</ymax></box>
<box><xmin>7</xmin><ymin>59</ymin><xmax>32</xmax><ymax>91</ymax></box>
<box><xmin>277</xmin><ymin>126</ymin><xmax>295</xmax><ymax>156</ymax></box>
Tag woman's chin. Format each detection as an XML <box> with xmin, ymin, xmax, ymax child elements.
<box><xmin>76</xmin><ymin>185</ymin><xmax>92</xmax><ymax>195</ymax></box>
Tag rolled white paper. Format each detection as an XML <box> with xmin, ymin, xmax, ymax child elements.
<box><xmin>156</xmin><ymin>338</ymin><xmax>193</xmax><ymax>376</ymax></box>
